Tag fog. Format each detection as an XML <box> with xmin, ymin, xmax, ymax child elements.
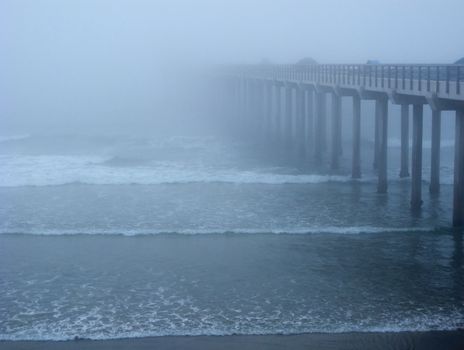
<box><xmin>3</xmin><ymin>1</ymin><xmax>464</xmax><ymax>344</ymax></box>
<box><xmin>1</xmin><ymin>0</ymin><xmax>463</xmax><ymax>137</ymax></box>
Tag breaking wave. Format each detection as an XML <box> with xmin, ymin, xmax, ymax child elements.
<box><xmin>0</xmin><ymin>154</ymin><xmax>362</xmax><ymax>187</ymax></box>
<box><xmin>0</xmin><ymin>226</ymin><xmax>436</xmax><ymax>236</ymax></box>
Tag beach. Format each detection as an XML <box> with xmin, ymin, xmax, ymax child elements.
<box><xmin>2</xmin><ymin>331</ymin><xmax>464</xmax><ymax>350</ymax></box>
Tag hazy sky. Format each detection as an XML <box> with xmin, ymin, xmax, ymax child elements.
<box><xmin>1</xmin><ymin>0</ymin><xmax>463</xmax><ymax>133</ymax></box>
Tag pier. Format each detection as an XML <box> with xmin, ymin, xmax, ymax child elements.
<box><xmin>220</xmin><ymin>63</ymin><xmax>464</xmax><ymax>227</ymax></box>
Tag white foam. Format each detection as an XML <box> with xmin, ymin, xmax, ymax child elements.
<box><xmin>0</xmin><ymin>155</ymin><xmax>358</xmax><ymax>187</ymax></box>
<box><xmin>0</xmin><ymin>226</ymin><xmax>436</xmax><ymax>236</ymax></box>
<box><xmin>0</xmin><ymin>310</ymin><xmax>462</xmax><ymax>341</ymax></box>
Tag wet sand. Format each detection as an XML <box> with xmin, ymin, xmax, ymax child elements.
<box><xmin>2</xmin><ymin>331</ymin><xmax>464</xmax><ymax>350</ymax></box>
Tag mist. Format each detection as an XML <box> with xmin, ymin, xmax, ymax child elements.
<box><xmin>2</xmin><ymin>1</ymin><xmax>464</xmax><ymax>348</ymax></box>
<box><xmin>2</xmin><ymin>0</ymin><xmax>463</xmax><ymax>137</ymax></box>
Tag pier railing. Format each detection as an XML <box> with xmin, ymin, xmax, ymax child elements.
<box><xmin>229</xmin><ymin>64</ymin><xmax>464</xmax><ymax>100</ymax></box>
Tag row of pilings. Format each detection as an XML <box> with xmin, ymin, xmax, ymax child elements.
<box><xmin>217</xmin><ymin>74</ymin><xmax>464</xmax><ymax>227</ymax></box>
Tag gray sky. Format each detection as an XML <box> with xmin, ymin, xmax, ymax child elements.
<box><xmin>1</xmin><ymin>0</ymin><xmax>463</xmax><ymax>133</ymax></box>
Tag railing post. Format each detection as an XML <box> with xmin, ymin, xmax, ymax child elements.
<box><xmin>388</xmin><ymin>65</ymin><xmax>391</xmax><ymax>89</ymax></box>
<box><xmin>427</xmin><ymin>66</ymin><xmax>431</xmax><ymax>92</ymax></box>
<box><xmin>446</xmin><ymin>66</ymin><xmax>450</xmax><ymax>94</ymax></box>
<box><xmin>369</xmin><ymin>65</ymin><xmax>372</xmax><ymax>87</ymax></box>
<box><xmin>381</xmin><ymin>65</ymin><xmax>384</xmax><ymax>88</ymax></box>
<box><xmin>436</xmin><ymin>66</ymin><xmax>440</xmax><ymax>93</ymax></box>
<box><xmin>457</xmin><ymin>66</ymin><xmax>461</xmax><ymax>95</ymax></box>
<box><xmin>363</xmin><ymin>65</ymin><xmax>366</xmax><ymax>86</ymax></box>
<box><xmin>410</xmin><ymin>66</ymin><xmax>413</xmax><ymax>90</ymax></box>
<box><xmin>395</xmin><ymin>66</ymin><xmax>398</xmax><ymax>89</ymax></box>
<box><xmin>418</xmin><ymin>66</ymin><xmax>422</xmax><ymax>91</ymax></box>
<box><xmin>351</xmin><ymin>65</ymin><xmax>354</xmax><ymax>85</ymax></box>
<box><xmin>402</xmin><ymin>66</ymin><xmax>406</xmax><ymax>90</ymax></box>
<box><xmin>357</xmin><ymin>65</ymin><xmax>361</xmax><ymax>85</ymax></box>
<box><xmin>343</xmin><ymin>65</ymin><xmax>346</xmax><ymax>85</ymax></box>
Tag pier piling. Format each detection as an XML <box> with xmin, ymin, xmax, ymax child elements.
<box><xmin>352</xmin><ymin>94</ymin><xmax>361</xmax><ymax>179</ymax></box>
<box><xmin>400</xmin><ymin>104</ymin><xmax>410</xmax><ymax>178</ymax></box>
<box><xmin>315</xmin><ymin>91</ymin><xmax>326</xmax><ymax>162</ymax></box>
<box><xmin>411</xmin><ymin>104</ymin><xmax>424</xmax><ymax>209</ymax></box>
<box><xmin>430</xmin><ymin>109</ymin><xmax>441</xmax><ymax>194</ymax></box>
<box><xmin>296</xmin><ymin>86</ymin><xmax>306</xmax><ymax>159</ymax></box>
<box><xmin>377</xmin><ymin>97</ymin><xmax>388</xmax><ymax>193</ymax></box>
<box><xmin>284</xmin><ymin>85</ymin><xmax>293</xmax><ymax>152</ymax></box>
<box><xmin>305</xmin><ymin>89</ymin><xmax>314</xmax><ymax>160</ymax></box>
<box><xmin>331</xmin><ymin>92</ymin><xmax>341</xmax><ymax>170</ymax></box>
<box><xmin>453</xmin><ymin>109</ymin><xmax>464</xmax><ymax>226</ymax></box>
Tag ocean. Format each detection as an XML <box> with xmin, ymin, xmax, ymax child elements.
<box><xmin>0</xmin><ymin>133</ymin><xmax>463</xmax><ymax>340</ymax></box>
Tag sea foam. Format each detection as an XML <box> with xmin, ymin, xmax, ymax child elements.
<box><xmin>0</xmin><ymin>154</ymin><xmax>360</xmax><ymax>187</ymax></box>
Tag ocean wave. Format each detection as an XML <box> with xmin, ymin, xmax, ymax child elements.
<box><xmin>0</xmin><ymin>311</ymin><xmax>462</xmax><ymax>341</ymax></box>
<box><xmin>0</xmin><ymin>154</ymin><xmax>456</xmax><ymax>187</ymax></box>
<box><xmin>0</xmin><ymin>154</ymin><xmax>363</xmax><ymax>186</ymax></box>
<box><xmin>0</xmin><ymin>226</ymin><xmax>436</xmax><ymax>236</ymax></box>
<box><xmin>0</xmin><ymin>175</ymin><xmax>357</xmax><ymax>187</ymax></box>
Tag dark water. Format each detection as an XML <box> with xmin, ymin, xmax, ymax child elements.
<box><xmin>0</xmin><ymin>134</ymin><xmax>463</xmax><ymax>340</ymax></box>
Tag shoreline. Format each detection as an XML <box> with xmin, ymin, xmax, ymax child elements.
<box><xmin>2</xmin><ymin>331</ymin><xmax>464</xmax><ymax>350</ymax></box>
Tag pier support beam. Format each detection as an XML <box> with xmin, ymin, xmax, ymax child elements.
<box><xmin>257</xmin><ymin>81</ymin><xmax>266</xmax><ymax>137</ymax></box>
<box><xmin>284</xmin><ymin>85</ymin><xmax>293</xmax><ymax>152</ymax></box>
<box><xmin>305</xmin><ymin>89</ymin><xmax>314</xmax><ymax>160</ymax></box>
<box><xmin>453</xmin><ymin>109</ymin><xmax>464</xmax><ymax>227</ymax></box>
<box><xmin>400</xmin><ymin>104</ymin><xmax>410</xmax><ymax>178</ymax></box>
<box><xmin>411</xmin><ymin>104</ymin><xmax>424</xmax><ymax>210</ymax></box>
<box><xmin>274</xmin><ymin>84</ymin><xmax>282</xmax><ymax>144</ymax></box>
<box><xmin>243</xmin><ymin>79</ymin><xmax>251</xmax><ymax>133</ymax></box>
<box><xmin>373</xmin><ymin>101</ymin><xmax>381</xmax><ymax>170</ymax></box>
<box><xmin>331</xmin><ymin>92</ymin><xmax>341</xmax><ymax>170</ymax></box>
<box><xmin>315</xmin><ymin>91</ymin><xmax>327</xmax><ymax>162</ymax></box>
<box><xmin>352</xmin><ymin>94</ymin><xmax>361</xmax><ymax>179</ymax></box>
<box><xmin>377</xmin><ymin>97</ymin><xmax>388</xmax><ymax>193</ymax></box>
<box><xmin>295</xmin><ymin>86</ymin><xmax>306</xmax><ymax>159</ymax></box>
<box><xmin>430</xmin><ymin>109</ymin><xmax>441</xmax><ymax>194</ymax></box>
<box><xmin>264</xmin><ymin>82</ymin><xmax>273</xmax><ymax>141</ymax></box>
<box><xmin>248</xmin><ymin>80</ymin><xmax>257</xmax><ymax>133</ymax></box>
